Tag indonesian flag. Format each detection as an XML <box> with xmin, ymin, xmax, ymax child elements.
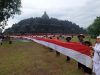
<box><xmin>32</xmin><ymin>38</ymin><xmax>92</xmax><ymax>69</ymax></box>
<box><xmin>12</xmin><ymin>36</ymin><xmax>92</xmax><ymax>69</ymax></box>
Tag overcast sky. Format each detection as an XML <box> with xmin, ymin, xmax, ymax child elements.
<box><xmin>7</xmin><ymin>0</ymin><xmax>100</xmax><ymax>29</ymax></box>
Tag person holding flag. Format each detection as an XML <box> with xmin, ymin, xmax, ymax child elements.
<box><xmin>66</xmin><ymin>36</ymin><xmax>72</xmax><ymax>61</ymax></box>
<box><xmin>77</xmin><ymin>34</ymin><xmax>93</xmax><ymax>74</ymax></box>
<box><xmin>77</xmin><ymin>34</ymin><xmax>85</xmax><ymax>69</ymax></box>
<box><xmin>93</xmin><ymin>35</ymin><xmax>100</xmax><ymax>75</ymax></box>
<box><xmin>55</xmin><ymin>37</ymin><xmax>60</xmax><ymax>56</ymax></box>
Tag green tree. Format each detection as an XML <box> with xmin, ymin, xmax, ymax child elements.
<box><xmin>0</xmin><ymin>0</ymin><xmax>21</xmax><ymax>29</ymax></box>
<box><xmin>87</xmin><ymin>16</ymin><xmax>100</xmax><ymax>37</ymax></box>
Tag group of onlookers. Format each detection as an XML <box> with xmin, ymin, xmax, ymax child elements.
<box><xmin>43</xmin><ymin>34</ymin><xmax>100</xmax><ymax>75</ymax></box>
<box><xmin>77</xmin><ymin>34</ymin><xmax>100</xmax><ymax>75</ymax></box>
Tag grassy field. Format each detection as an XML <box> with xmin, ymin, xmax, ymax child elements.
<box><xmin>0</xmin><ymin>37</ymin><xmax>95</xmax><ymax>75</ymax></box>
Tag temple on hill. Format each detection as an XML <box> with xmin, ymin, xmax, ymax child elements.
<box><xmin>42</xmin><ymin>11</ymin><xmax>49</xmax><ymax>19</ymax></box>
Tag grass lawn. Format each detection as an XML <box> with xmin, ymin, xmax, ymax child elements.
<box><xmin>0</xmin><ymin>40</ymin><xmax>92</xmax><ymax>75</ymax></box>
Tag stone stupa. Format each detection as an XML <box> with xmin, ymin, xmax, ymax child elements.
<box><xmin>42</xmin><ymin>11</ymin><xmax>49</xmax><ymax>19</ymax></box>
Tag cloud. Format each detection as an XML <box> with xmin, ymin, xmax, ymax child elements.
<box><xmin>6</xmin><ymin>0</ymin><xmax>100</xmax><ymax>29</ymax></box>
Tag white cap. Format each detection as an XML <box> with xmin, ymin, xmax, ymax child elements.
<box><xmin>97</xmin><ymin>35</ymin><xmax>100</xmax><ymax>38</ymax></box>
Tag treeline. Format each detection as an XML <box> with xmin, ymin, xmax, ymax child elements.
<box><xmin>4</xmin><ymin>17</ymin><xmax>86</xmax><ymax>34</ymax></box>
<box><xmin>87</xmin><ymin>16</ymin><xmax>100</xmax><ymax>37</ymax></box>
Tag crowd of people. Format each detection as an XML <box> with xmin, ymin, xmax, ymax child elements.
<box><xmin>1</xmin><ymin>33</ymin><xmax>100</xmax><ymax>75</ymax></box>
<box><xmin>42</xmin><ymin>34</ymin><xmax>100</xmax><ymax>75</ymax></box>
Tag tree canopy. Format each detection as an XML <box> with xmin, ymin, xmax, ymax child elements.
<box><xmin>0</xmin><ymin>0</ymin><xmax>21</xmax><ymax>29</ymax></box>
<box><xmin>87</xmin><ymin>16</ymin><xmax>100</xmax><ymax>37</ymax></box>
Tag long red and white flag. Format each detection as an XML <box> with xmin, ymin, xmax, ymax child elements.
<box><xmin>12</xmin><ymin>36</ymin><xmax>92</xmax><ymax>68</ymax></box>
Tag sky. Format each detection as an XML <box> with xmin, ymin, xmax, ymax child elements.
<box><xmin>7</xmin><ymin>0</ymin><xmax>100</xmax><ymax>29</ymax></box>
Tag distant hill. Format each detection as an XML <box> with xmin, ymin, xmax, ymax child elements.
<box><xmin>4</xmin><ymin>12</ymin><xmax>86</xmax><ymax>34</ymax></box>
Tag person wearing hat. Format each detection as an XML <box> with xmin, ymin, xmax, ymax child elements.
<box><xmin>77</xmin><ymin>34</ymin><xmax>85</xmax><ymax>69</ymax></box>
<box><xmin>93</xmin><ymin>35</ymin><xmax>100</xmax><ymax>75</ymax></box>
<box><xmin>77</xmin><ymin>34</ymin><xmax>85</xmax><ymax>44</ymax></box>
<box><xmin>66</xmin><ymin>36</ymin><xmax>72</xmax><ymax>61</ymax></box>
<box><xmin>66</xmin><ymin>36</ymin><xmax>72</xmax><ymax>42</ymax></box>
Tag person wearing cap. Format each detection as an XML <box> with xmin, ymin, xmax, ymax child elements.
<box><xmin>66</xmin><ymin>36</ymin><xmax>72</xmax><ymax>61</ymax></box>
<box><xmin>93</xmin><ymin>35</ymin><xmax>100</xmax><ymax>75</ymax></box>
